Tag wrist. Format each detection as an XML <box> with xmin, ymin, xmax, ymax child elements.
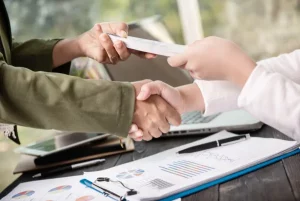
<box><xmin>228</xmin><ymin>58</ymin><xmax>256</xmax><ymax>88</ymax></box>
<box><xmin>176</xmin><ymin>88</ymin><xmax>187</xmax><ymax>114</ymax></box>
<box><xmin>52</xmin><ymin>38</ymin><xmax>83</xmax><ymax>67</ymax></box>
<box><xmin>177</xmin><ymin>83</ymin><xmax>204</xmax><ymax>114</ymax></box>
<box><xmin>73</xmin><ymin>36</ymin><xmax>86</xmax><ymax>58</ymax></box>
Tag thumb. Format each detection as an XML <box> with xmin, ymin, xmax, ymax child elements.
<box><xmin>132</xmin><ymin>79</ymin><xmax>152</xmax><ymax>86</ymax></box>
<box><xmin>137</xmin><ymin>81</ymin><xmax>164</xmax><ymax>100</ymax></box>
<box><xmin>132</xmin><ymin>79</ymin><xmax>152</xmax><ymax>93</ymax></box>
<box><xmin>167</xmin><ymin>52</ymin><xmax>188</xmax><ymax>68</ymax></box>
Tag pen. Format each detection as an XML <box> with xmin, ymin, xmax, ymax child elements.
<box><xmin>178</xmin><ymin>134</ymin><xmax>250</xmax><ymax>154</ymax></box>
<box><xmin>32</xmin><ymin>159</ymin><xmax>105</xmax><ymax>178</ymax></box>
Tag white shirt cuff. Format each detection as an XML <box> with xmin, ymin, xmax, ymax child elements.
<box><xmin>194</xmin><ymin>80</ymin><xmax>241</xmax><ymax>116</ymax></box>
<box><xmin>238</xmin><ymin>65</ymin><xmax>267</xmax><ymax>108</ymax></box>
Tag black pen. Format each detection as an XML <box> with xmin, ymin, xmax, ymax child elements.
<box><xmin>32</xmin><ymin>159</ymin><xmax>105</xmax><ymax>178</ymax></box>
<box><xmin>178</xmin><ymin>134</ymin><xmax>250</xmax><ymax>154</ymax></box>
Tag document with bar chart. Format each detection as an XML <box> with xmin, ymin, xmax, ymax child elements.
<box><xmin>84</xmin><ymin>130</ymin><xmax>299</xmax><ymax>201</ymax></box>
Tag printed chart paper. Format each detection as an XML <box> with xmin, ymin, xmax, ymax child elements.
<box><xmin>84</xmin><ymin>131</ymin><xmax>298</xmax><ymax>201</ymax></box>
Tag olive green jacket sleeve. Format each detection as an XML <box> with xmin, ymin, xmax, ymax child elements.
<box><xmin>11</xmin><ymin>39</ymin><xmax>62</xmax><ymax>72</ymax></box>
<box><xmin>0</xmin><ymin>51</ymin><xmax>135</xmax><ymax>137</ymax></box>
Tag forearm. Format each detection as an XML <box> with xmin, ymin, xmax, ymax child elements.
<box><xmin>0</xmin><ymin>61</ymin><xmax>135</xmax><ymax>136</ymax></box>
<box><xmin>52</xmin><ymin>38</ymin><xmax>83</xmax><ymax>68</ymax></box>
<box><xmin>12</xmin><ymin>39</ymin><xmax>62</xmax><ymax>72</ymax></box>
<box><xmin>177</xmin><ymin>83</ymin><xmax>204</xmax><ymax>114</ymax></box>
<box><xmin>176</xmin><ymin>81</ymin><xmax>241</xmax><ymax>116</ymax></box>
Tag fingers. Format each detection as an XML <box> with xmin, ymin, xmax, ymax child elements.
<box><xmin>154</xmin><ymin>97</ymin><xmax>181</xmax><ymax>128</ymax></box>
<box><xmin>113</xmin><ymin>22</ymin><xmax>128</xmax><ymax>38</ymax></box>
<box><xmin>100</xmin><ymin>22</ymin><xmax>128</xmax><ymax>38</ymax></box>
<box><xmin>137</xmin><ymin>81</ymin><xmax>165</xmax><ymax>100</ymax></box>
<box><xmin>94</xmin><ymin>23</ymin><xmax>130</xmax><ymax>64</ymax></box>
<box><xmin>103</xmin><ymin>23</ymin><xmax>130</xmax><ymax>61</ymax></box>
<box><xmin>132</xmin><ymin>79</ymin><xmax>152</xmax><ymax>87</ymax></box>
<box><xmin>130</xmin><ymin>50</ymin><xmax>157</xmax><ymax>59</ymax></box>
<box><xmin>158</xmin><ymin>98</ymin><xmax>181</xmax><ymax>126</ymax></box>
<box><xmin>92</xmin><ymin>22</ymin><xmax>158</xmax><ymax>63</ymax></box>
<box><xmin>148</xmin><ymin>127</ymin><xmax>162</xmax><ymax>139</ymax></box>
<box><xmin>142</xmin><ymin>131</ymin><xmax>153</xmax><ymax>141</ymax></box>
<box><xmin>166</xmin><ymin>109</ymin><xmax>182</xmax><ymax>126</ymax></box>
<box><xmin>128</xmin><ymin>124</ymin><xmax>144</xmax><ymax>141</ymax></box>
<box><xmin>167</xmin><ymin>53</ymin><xmax>188</xmax><ymax>67</ymax></box>
<box><xmin>100</xmin><ymin>33</ymin><xmax>119</xmax><ymax>64</ymax></box>
<box><xmin>129</xmin><ymin>130</ymin><xmax>144</xmax><ymax>141</ymax></box>
<box><xmin>132</xmin><ymin>79</ymin><xmax>153</xmax><ymax>95</ymax></box>
<box><xmin>94</xmin><ymin>23</ymin><xmax>102</xmax><ymax>32</ymax></box>
<box><xmin>156</xmin><ymin>118</ymin><xmax>170</xmax><ymax>134</ymax></box>
<box><xmin>114</xmin><ymin>40</ymin><xmax>130</xmax><ymax>61</ymax></box>
<box><xmin>144</xmin><ymin>53</ymin><xmax>157</xmax><ymax>59</ymax></box>
<box><xmin>134</xmin><ymin>136</ymin><xmax>143</xmax><ymax>141</ymax></box>
<box><xmin>129</xmin><ymin>124</ymin><xmax>138</xmax><ymax>133</ymax></box>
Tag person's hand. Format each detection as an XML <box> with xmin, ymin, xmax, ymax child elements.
<box><xmin>129</xmin><ymin>81</ymin><xmax>205</xmax><ymax>140</ymax></box>
<box><xmin>129</xmin><ymin>80</ymin><xmax>184</xmax><ymax>141</ymax></box>
<box><xmin>128</xmin><ymin>80</ymin><xmax>151</xmax><ymax>141</ymax></box>
<box><xmin>132</xmin><ymin>95</ymin><xmax>181</xmax><ymax>141</ymax></box>
<box><xmin>168</xmin><ymin>36</ymin><xmax>256</xmax><ymax>86</ymax></box>
<box><xmin>129</xmin><ymin>81</ymin><xmax>181</xmax><ymax>141</ymax></box>
<box><xmin>137</xmin><ymin>81</ymin><xmax>185</xmax><ymax>114</ymax></box>
<box><xmin>76</xmin><ymin>22</ymin><xmax>156</xmax><ymax>64</ymax></box>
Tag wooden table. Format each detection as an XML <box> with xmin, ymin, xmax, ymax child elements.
<box><xmin>1</xmin><ymin>125</ymin><xmax>300</xmax><ymax>201</ymax></box>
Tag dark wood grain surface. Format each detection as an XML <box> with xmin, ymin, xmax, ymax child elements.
<box><xmin>1</xmin><ymin>125</ymin><xmax>300</xmax><ymax>201</ymax></box>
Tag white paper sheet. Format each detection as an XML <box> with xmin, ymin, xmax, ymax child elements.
<box><xmin>84</xmin><ymin>131</ymin><xmax>298</xmax><ymax>201</ymax></box>
<box><xmin>107</xmin><ymin>34</ymin><xmax>186</xmax><ymax>57</ymax></box>
<box><xmin>0</xmin><ymin>176</ymin><xmax>112</xmax><ymax>201</ymax></box>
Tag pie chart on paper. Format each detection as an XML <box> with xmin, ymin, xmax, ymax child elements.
<box><xmin>48</xmin><ymin>185</ymin><xmax>72</xmax><ymax>194</ymax></box>
<box><xmin>12</xmin><ymin>190</ymin><xmax>35</xmax><ymax>199</ymax></box>
<box><xmin>116</xmin><ymin>169</ymin><xmax>145</xmax><ymax>179</ymax></box>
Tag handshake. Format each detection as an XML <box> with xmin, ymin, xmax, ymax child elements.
<box><xmin>129</xmin><ymin>79</ymin><xmax>202</xmax><ymax>141</ymax></box>
<box><xmin>129</xmin><ymin>80</ymin><xmax>182</xmax><ymax>141</ymax></box>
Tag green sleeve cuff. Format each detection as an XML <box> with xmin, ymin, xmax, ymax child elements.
<box><xmin>11</xmin><ymin>39</ymin><xmax>62</xmax><ymax>72</ymax></box>
<box><xmin>114</xmin><ymin>82</ymin><xmax>136</xmax><ymax>137</ymax></box>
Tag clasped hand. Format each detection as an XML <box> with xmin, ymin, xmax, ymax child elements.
<box><xmin>130</xmin><ymin>80</ymin><xmax>185</xmax><ymax>141</ymax></box>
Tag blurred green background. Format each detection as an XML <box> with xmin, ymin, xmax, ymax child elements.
<box><xmin>2</xmin><ymin>0</ymin><xmax>300</xmax><ymax>192</ymax></box>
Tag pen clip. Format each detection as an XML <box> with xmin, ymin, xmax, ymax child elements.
<box><xmin>219</xmin><ymin>134</ymin><xmax>251</xmax><ymax>146</ymax></box>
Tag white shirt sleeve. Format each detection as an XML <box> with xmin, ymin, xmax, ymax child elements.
<box><xmin>194</xmin><ymin>80</ymin><xmax>241</xmax><ymax>116</ymax></box>
<box><xmin>257</xmin><ymin>49</ymin><xmax>300</xmax><ymax>84</ymax></box>
<box><xmin>195</xmin><ymin>49</ymin><xmax>300</xmax><ymax>117</ymax></box>
<box><xmin>238</xmin><ymin>65</ymin><xmax>300</xmax><ymax>142</ymax></box>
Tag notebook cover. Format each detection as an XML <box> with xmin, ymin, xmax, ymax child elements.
<box><xmin>34</xmin><ymin>136</ymin><xmax>126</xmax><ymax>165</ymax></box>
<box><xmin>13</xmin><ymin>137</ymin><xmax>134</xmax><ymax>174</ymax></box>
<box><xmin>160</xmin><ymin>148</ymin><xmax>300</xmax><ymax>201</ymax></box>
